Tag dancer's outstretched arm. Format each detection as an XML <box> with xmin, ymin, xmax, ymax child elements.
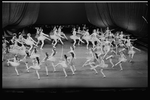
<box><xmin>133</xmin><ymin>46</ymin><xmax>141</xmax><ymax>52</ymax></box>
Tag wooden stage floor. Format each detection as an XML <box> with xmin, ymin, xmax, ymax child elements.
<box><xmin>2</xmin><ymin>42</ymin><xmax>148</xmax><ymax>88</ymax></box>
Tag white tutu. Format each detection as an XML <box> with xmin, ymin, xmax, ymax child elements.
<box><xmin>100</xmin><ymin>60</ymin><xmax>108</xmax><ymax>68</ymax></box>
<box><xmin>119</xmin><ymin>57</ymin><xmax>127</xmax><ymax>62</ymax></box>
<box><xmin>60</xmin><ymin>61</ymin><xmax>68</xmax><ymax>68</ymax></box>
<box><xmin>47</xmin><ymin>56</ymin><xmax>56</xmax><ymax>62</ymax></box>
<box><xmin>30</xmin><ymin>64</ymin><xmax>40</xmax><ymax>70</ymax></box>
<box><xmin>128</xmin><ymin>50</ymin><xmax>135</xmax><ymax>55</ymax></box>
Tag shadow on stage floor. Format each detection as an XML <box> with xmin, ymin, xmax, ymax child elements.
<box><xmin>2</xmin><ymin>39</ymin><xmax>148</xmax><ymax>93</ymax></box>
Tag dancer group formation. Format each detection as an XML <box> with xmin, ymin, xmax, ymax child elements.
<box><xmin>2</xmin><ymin>26</ymin><xmax>141</xmax><ymax>79</ymax></box>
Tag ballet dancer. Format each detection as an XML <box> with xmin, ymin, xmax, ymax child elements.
<box><xmin>2</xmin><ymin>36</ymin><xmax>9</xmax><ymax>53</ymax></box>
<box><xmin>125</xmin><ymin>36</ymin><xmax>137</xmax><ymax>49</ymax></box>
<box><xmin>115</xmin><ymin>51</ymin><xmax>127</xmax><ymax>70</ymax></box>
<box><xmin>30</xmin><ymin>46</ymin><xmax>40</xmax><ymax>61</ymax></box>
<box><xmin>54</xmin><ymin>54</ymin><xmax>70</xmax><ymax>77</ymax></box>
<box><xmin>7</xmin><ymin>55</ymin><xmax>21</xmax><ymax>76</ymax></box>
<box><xmin>57</xmin><ymin>26</ymin><xmax>68</xmax><ymax>40</ymax></box>
<box><xmin>83</xmin><ymin>52</ymin><xmax>100</xmax><ymax>74</ymax></box>
<box><xmin>105</xmin><ymin>55</ymin><xmax>115</xmax><ymax>68</ymax></box>
<box><xmin>42</xmin><ymin>52</ymin><xmax>50</xmax><ymax>75</ymax></box>
<box><xmin>82</xmin><ymin>48</ymin><xmax>95</xmax><ymax>67</ymax></box>
<box><xmin>54</xmin><ymin>45</ymin><xmax>76</xmax><ymax>77</ymax></box>
<box><xmin>50</xmin><ymin>28</ymin><xmax>64</xmax><ymax>48</ymax></box>
<box><xmin>19</xmin><ymin>50</ymin><xmax>30</xmax><ymax>72</ymax></box>
<box><xmin>82</xmin><ymin>29</ymin><xmax>91</xmax><ymax>49</ymax></box>
<box><xmin>42</xmin><ymin>48</ymin><xmax>57</xmax><ymax>73</ymax></box>
<box><xmin>36</xmin><ymin>29</ymin><xmax>51</xmax><ymax>50</ymax></box>
<box><xmin>70</xmin><ymin>28</ymin><xmax>84</xmax><ymax>48</ymax></box>
<box><xmin>90</xmin><ymin>29</ymin><xmax>101</xmax><ymax>48</ymax></box>
<box><xmin>67</xmin><ymin>46</ymin><xmax>76</xmax><ymax>59</ymax></box>
<box><xmin>89</xmin><ymin>53</ymin><xmax>108</xmax><ymax>77</ymax></box>
<box><xmin>23</xmin><ymin>33</ymin><xmax>37</xmax><ymax>51</ymax></box>
<box><xmin>67</xmin><ymin>48</ymin><xmax>77</xmax><ymax>73</ymax></box>
<box><xmin>27</xmin><ymin>56</ymin><xmax>41</xmax><ymax>80</ymax></box>
<box><xmin>128</xmin><ymin>45</ymin><xmax>141</xmax><ymax>62</ymax></box>
<box><xmin>10</xmin><ymin>34</ymin><xmax>17</xmax><ymax>44</ymax></box>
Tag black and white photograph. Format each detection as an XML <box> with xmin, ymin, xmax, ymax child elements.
<box><xmin>2</xmin><ymin>1</ymin><xmax>148</xmax><ymax>93</ymax></box>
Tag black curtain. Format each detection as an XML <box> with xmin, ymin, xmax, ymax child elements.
<box><xmin>2</xmin><ymin>3</ymin><xmax>40</xmax><ymax>36</ymax></box>
<box><xmin>85</xmin><ymin>3</ymin><xmax>148</xmax><ymax>44</ymax></box>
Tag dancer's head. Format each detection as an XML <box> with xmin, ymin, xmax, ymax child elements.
<box><xmin>2</xmin><ymin>36</ymin><xmax>5</xmax><ymax>39</ymax></box>
<box><xmin>45</xmin><ymin>52</ymin><xmax>49</xmax><ymax>57</ymax></box>
<box><xmin>53</xmin><ymin>26</ymin><xmax>56</xmax><ymax>30</ymax></box>
<box><xmin>106</xmin><ymin>27</ymin><xmax>109</xmax><ymax>30</ymax></box>
<box><xmin>14</xmin><ymin>55</ymin><xmax>19</xmax><ymax>60</ymax></box>
<box><xmin>127</xmin><ymin>36</ymin><xmax>130</xmax><ymax>39</ymax></box>
<box><xmin>120</xmin><ymin>31</ymin><xmax>123</xmax><ymax>34</ymax></box>
<box><xmin>64</xmin><ymin>54</ymin><xmax>68</xmax><ymax>60</ymax></box>
<box><xmin>73</xmin><ymin>28</ymin><xmax>76</xmax><ymax>31</ymax></box>
<box><xmin>94</xmin><ymin>53</ymin><xmax>99</xmax><ymax>60</ymax></box>
<box><xmin>70</xmin><ymin>52</ymin><xmax>75</xmax><ymax>59</ymax></box>
<box><xmin>27</xmin><ymin>33</ymin><xmax>31</xmax><ymax>36</ymax></box>
<box><xmin>13</xmin><ymin>33</ymin><xmax>17</xmax><ymax>36</ymax></box>
<box><xmin>93</xmin><ymin>29</ymin><xmax>96</xmax><ymax>32</ymax></box>
<box><xmin>18</xmin><ymin>32</ymin><xmax>21</xmax><ymax>35</ymax></box>
<box><xmin>96</xmin><ymin>28</ymin><xmax>99</xmax><ymax>31</ymax></box>
<box><xmin>34</xmin><ymin>47</ymin><xmax>37</xmax><ymax>53</ymax></box>
<box><xmin>36</xmin><ymin>57</ymin><xmax>40</xmax><ymax>64</ymax></box>
<box><xmin>26</xmin><ymin>50</ymin><xmax>30</xmax><ymax>57</ymax></box>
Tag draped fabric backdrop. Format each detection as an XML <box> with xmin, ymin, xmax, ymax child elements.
<box><xmin>85</xmin><ymin>3</ymin><xmax>148</xmax><ymax>44</ymax></box>
<box><xmin>2</xmin><ymin>3</ymin><xmax>148</xmax><ymax>45</ymax></box>
<box><xmin>2</xmin><ymin>3</ymin><xmax>40</xmax><ymax>35</ymax></box>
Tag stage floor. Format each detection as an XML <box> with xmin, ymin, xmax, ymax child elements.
<box><xmin>2</xmin><ymin>42</ymin><xmax>148</xmax><ymax>88</ymax></box>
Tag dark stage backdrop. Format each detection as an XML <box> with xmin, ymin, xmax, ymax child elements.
<box><xmin>85</xmin><ymin>3</ymin><xmax>148</xmax><ymax>44</ymax></box>
<box><xmin>35</xmin><ymin>3</ymin><xmax>90</xmax><ymax>25</ymax></box>
<box><xmin>2</xmin><ymin>3</ymin><xmax>40</xmax><ymax>32</ymax></box>
<box><xmin>2</xmin><ymin>3</ymin><xmax>40</xmax><ymax>37</ymax></box>
<box><xmin>2</xmin><ymin>3</ymin><xmax>148</xmax><ymax>45</ymax></box>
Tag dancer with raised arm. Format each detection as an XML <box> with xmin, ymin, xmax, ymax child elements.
<box><xmin>54</xmin><ymin>54</ymin><xmax>69</xmax><ymax>77</ymax></box>
<box><xmin>50</xmin><ymin>27</ymin><xmax>64</xmax><ymax>48</ymax></box>
<box><xmin>70</xmin><ymin>28</ymin><xmax>84</xmax><ymax>48</ymax></box>
<box><xmin>106</xmin><ymin>55</ymin><xmax>115</xmax><ymax>68</ymax></box>
<box><xmin>82</xmin><ymin>51</ymin><xmax>108</xmax><ymax>77</ymax></box>
<box><xmin>30</xmin><ymin>46</ymin><xmax>40</xmax><ymax>62</ymax></box>
<box><xmin>27</xmin><ymin>56</ymin><xmax>41</xmax><ymax>80</ymax></box>
<box><xmin>19</xmin><ymin>50</ymin><xmax>30</xmax><ymax>73</ymax></box>
<box><xmin>54</xmin><ymin>45</ymin><xmax>76</xmax><ymax>77</ymax></box>
<box><xmin>90</xmin><ymin>29</ymin><xmax>101</xmax><ymax>48</ymax></box>
<box><xmin>57</xmin><ymin>26</ymin><xmax>68</xmax><ymax>40</ymax></box>
<box><xmin>125</xmin><ymin>36</ymin><xmax>137</xmax><ymax>50</ymax></box>
<box><xmin>10</xmin><ymin>34</ymin><xmax>17</xmax><ymax>44</ymax></box>
<box><xmin>67</xmin><ymin>47</ymin><xmax>76</xmax><ymax>73</ymax></box>
<box><xmin>42</xmin><ymin>52</ymin><xmax>50</xmax><ymax>75</ymax></box>
<box><xmin>36</xmin><ymin>28</ymin><xmax>51</xmax><ymax>50</ymax></box>
<box><xmin>89</xmin><ymin>53</ymin><xmax>108</xmax><ymax>77</ymax></box>
<box><xmin>82</xmin><ymin>48</ymin><xmax>95</xmax><ymax>67</ymax></box>
<box><xmin>7</xmin><ymin>55</ymin><xmax>21</xmax><ymax>76</ymax></box>
<box><xmin>23</xmin><ymin>33</ymin><xmax>37</xmax><ymax>51</ymax></box>
<box><xmin>82</xmin><ymin>29</ymin><xmax>91</xmax><ymax>49</ymax></box>
<box><xmin>128</xmin><ymin>44</ymin><xmax>141</xmax><ymax>62</ymax></box>
<box><xmin>83</xmin><ymin>52</ymin><xmax>100</xmax><ymax>74</ymax></box>
<box><xmin>67</xmin><ymin>46</ymin><xmax>76</xmax><ymax>59</ymax></box>
<box><xmin>2</xmin><ymin>36</ymin><xmax>9</xmax><ymax>61</ymax></box>
<box><xmin>115</xmin><ymin>51</ymin><xmax>127</xmax><ymax>70</ymax></box>
<box><xmin>42</xmin><ymin>47</ymin><xmax>57</xmax><ymax>73</ymax></box>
